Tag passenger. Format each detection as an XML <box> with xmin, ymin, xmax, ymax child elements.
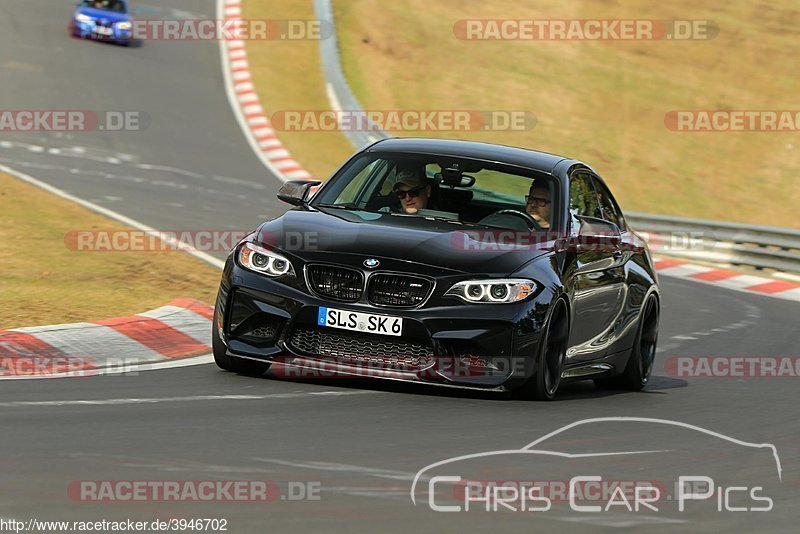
<box><xmin>393</xmin><ymin>169</ymin><xmax>432</xmax><ymax>214</ymax></box>
<box><xmin>525</xmin><ymin>182</ymin><xmax>552</xmax><ymax>229</ymax></box>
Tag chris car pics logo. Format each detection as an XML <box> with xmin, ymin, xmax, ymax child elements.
<box><xmin>411</xmin><ymin>417</ymin><xmax>781</xmax><ymax>514</ymax></box>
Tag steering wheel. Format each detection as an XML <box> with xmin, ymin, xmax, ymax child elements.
<box><xmin>478</xmin><ymin>209</ymin><xmax>542</xmax><ymax>231</ymax></box>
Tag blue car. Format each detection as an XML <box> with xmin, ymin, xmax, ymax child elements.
<box><xmin>69</xmin><ymin>0</ymin><xmax>133</xmax><ymax>45</ymax></box>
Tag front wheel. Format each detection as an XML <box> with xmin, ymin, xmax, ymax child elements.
<box><xmin>514</xmin><ymin>299</ymin><xmax>569</xmax><ymax>401</ymax></box>
<box><xmin>595</xmin><ymin>296</ymin><xmax>659</xmax><ymax>391</ymax></box>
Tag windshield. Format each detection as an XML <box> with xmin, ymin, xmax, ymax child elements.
<box><xmin>312</xmin><ymin>152</ymin><xmax>559</xmax><ymax>231</ymax></box>
<box><xmin>80</xmin><ymin>0</ymin><xmax>127</xmax><ymax>13</ymax></box>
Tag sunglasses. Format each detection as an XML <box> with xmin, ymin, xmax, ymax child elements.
<box><xmin>525</xmin><ymin>195</ymin><xmax>551</xmax><ymax>207</ymax></box>
<box><xmin>395</xmin><ymin>185</ymin><xmax>426</xmax><ymax>200</ymax></box>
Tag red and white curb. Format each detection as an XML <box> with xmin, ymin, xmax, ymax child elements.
<box><xmin>653</xmin><ymin>256</ymin><xmax>800</xmax><ymax>302</ymax></box>
<box><xmin>0</xmin><ymin>299</ymin><xmax>213</xmax><ymax>379</ymax></box>
<box><xmin>219</xmin><ymin>0</ymin><xmax>313</xmax><ymax>182</ymax></box>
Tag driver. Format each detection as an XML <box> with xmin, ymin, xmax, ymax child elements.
<box><xmin>393</xmin><ymin>169</ymin><xmax>432</xmax><ymax>214</ymax></box>
<box><xmin>525</xmin><ymin>181</ymin><xmax>552</xmax><ymax>229</ymax></box>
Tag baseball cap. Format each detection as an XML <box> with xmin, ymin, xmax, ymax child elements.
<box><xmin>394</xmin><ymin>169</ymin><xmax>426</xmax><ymax>189</ymax></box>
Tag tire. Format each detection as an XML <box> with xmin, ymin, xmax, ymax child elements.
<box><xmin>212</xmin><ymin>310</ymin><xmax>271</xmax><ymax>376</ymax></box>
<box><xmin>595</xmin><ymin>296</ymin><xmax>659</xmax><ymax>391</ymax></box>
<box><xmin>514</xmin><ymin>299</ymin><xmax>569</xmax><ymax>401</ymax></box>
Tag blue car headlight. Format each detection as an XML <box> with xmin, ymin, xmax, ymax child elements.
<box><xmin>75</xmin><ymin>14</ymin><xmax>93</xmax><ymax>24</ymax></box>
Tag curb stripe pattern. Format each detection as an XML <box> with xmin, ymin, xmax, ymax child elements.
<box><xmin>168</xmin><ymin>298</ymin><xmax>215</xmax><ymax>320</ymax></box>
<box><xmin>13</xmin><ymin>323</ymin><xmax>163</xmax><ymax>365</ymax></box>
<box><xmin>0</xmin><ymin>299</ymin><xmax>213</xmax><ymax>378</ymax></box>
<box><xmin>221</xmin><ymin>0</ymin><xmax>312</xmax><ymax>181</ymax></box>
<box><xmin>94</xmin><ymin>315</ymin><xmax>209</xmax><ymax>359</ymax></box>
<box><xmin>0</xmin><ymin>331</ymin><xmax>69</xmax><ymax>360</ymax></box>
<box><xmin>653</xmin><ymin>256</ymin><xmax>800</xmax><ymax>302</ymax></box>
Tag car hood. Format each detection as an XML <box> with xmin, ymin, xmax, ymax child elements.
<box><xmin>256</xmin><ymin>208</ymin><xmax>552</xmax><ymax>275</ymax></box>
<box><xmin>74</xmin><ymin>7</ymin><xmax>131</xmax><ymax>23</ymax></box>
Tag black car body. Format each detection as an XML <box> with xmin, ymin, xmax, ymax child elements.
<box><xmin>213</xmin><ymin>138</ymin><xmax>660</xmax><ymax>399</ymax></box>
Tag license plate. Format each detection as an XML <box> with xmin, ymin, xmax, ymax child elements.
<box><xmin>317</xmin><ymin>307</ymin><xmax>403</xmax><ymax>337</ymax></box>
<box><xmin>93</xmin><ymin>27</ymin><xmax>113</xmax><ymax>35</ymax></box>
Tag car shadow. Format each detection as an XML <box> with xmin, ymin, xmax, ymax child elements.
<box><xmin>550</xmin><ymin>375</ymin><xmax>688</xmax><ymax>401</ymax></box>
<box><xmin>250</xmin><ymin>369</ymin><xmax>688</xmax><ymax>402</ymax></box>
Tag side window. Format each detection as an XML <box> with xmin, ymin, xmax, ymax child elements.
<box><xmin>335</xmin><ymin>159</ymin><xmax>385</xmax><ymax>205</ymax></box>
<box><xmin>377</xmin><ymin>164</ymin><xmax>398</xmax><ymax>196</ymax></box>
<box><xmin>569</xmin><ymin>172</ymin><xmax>602</xmax><ymax>220</ymax></box>
<box><xmin>590</xmin><ymin>177</ymin><xmax>626</xmax><ymax>230</ymax></box>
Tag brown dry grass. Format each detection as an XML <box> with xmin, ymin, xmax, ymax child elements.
<box><xmin>0</xmin><ymin>172</ymin><xmax>221</xmax><ymax>329</ymax></box>
<box><xmin>325</xmin><ymin>0</ymin><xmax>799</xmax><ymax>227</ymax></box>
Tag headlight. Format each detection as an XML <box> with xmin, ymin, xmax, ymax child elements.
<box><xmin>75</xmin><ymin>14</ymin><xmax>93</xmax><ymax>23</ymax></box>
<box><xmin>116</xmin><ymin>21</ymin><xmax>132</xmax><ymax>30</ymax></box>
<box><xmin>238</xmin><ymin>242</ymin><xmax>295</xmax><ymax>278</ymax></box>
<box><xmin>445</xmin><ymin>279</ymin><xmax>535</xmax><ymax>304</ymax></box>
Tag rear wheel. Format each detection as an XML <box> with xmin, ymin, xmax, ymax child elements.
<box><xmin>212</xmin><ymin>309</ymin><xmax>271</xmax><ymax>376</ymax></box>
<box><xmin>515</xmin><ymin>299</ymin><xmax>569</xmax><ymax>401</ymax></box>
<box><xmin>595</xmin><ymin>296</ymin><xmax>659</xmax><ymax>390</ymax></box>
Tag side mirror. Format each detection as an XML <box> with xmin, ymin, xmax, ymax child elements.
<box><xmin>574</xmin><ymin>215</ymin><xmax>621</xmax><ymax>252</ymax></box>
<box><xmin>277</xmin><ymin>180</ymin><xmax>321</xmax><ymax>206</ymax></box>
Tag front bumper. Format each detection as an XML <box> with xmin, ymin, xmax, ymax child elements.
<box><xmin>216</xmin><ymin>258</ymin><xmax>553</xmax><ymax>390</ymax></box>
<box><xmin>71</xmin><ymin>21</ymin><xmax>132</xmax><ymax>42</ymax></box>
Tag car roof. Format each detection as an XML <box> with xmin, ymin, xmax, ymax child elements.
<box><xmin>366</xmin><ymin>137</ymin><xmax>570</xmax><ymax>174</ymax></box>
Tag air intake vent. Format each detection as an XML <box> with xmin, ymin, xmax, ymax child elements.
<box><xmin>288</xmin><ymin>327</ymin><xmax>434</xmax><ymax>370</ymax></box>
<box><xmin>306</xmin><ymin>265</ymin><xmax>364</xmax><ymax>302</ymax></box>
<box><xmin>368</xmin><ymin>273</ymin><xmax>432</xmax><ymax>307</ymax></box>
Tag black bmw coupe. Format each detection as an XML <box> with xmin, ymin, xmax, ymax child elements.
<box><xmin>213</xmin><ymin>138</ymin><xmax>660</xmax><ymax>400</ymax></box>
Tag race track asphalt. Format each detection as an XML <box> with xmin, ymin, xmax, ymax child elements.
<box><xmin>0</xmin><ymin>1</ymin><xmax>797</xmax><ymax>532</ymax></box>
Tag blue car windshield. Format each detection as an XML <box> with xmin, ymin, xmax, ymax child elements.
<box><xmin>80</xmin><ymin>0</ymin><xmax>127</xmax><ymax>13</ymax></box>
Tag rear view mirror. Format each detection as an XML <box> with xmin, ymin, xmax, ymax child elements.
<box><xmin>435</xmin><ymin>171</ymin><xmax>476</xmax><ymax>188</ymax></box>
<box><xmin>276</xmin><ymin>180</ymin><xmax>321</xmax><ymax>206</ymax></box>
